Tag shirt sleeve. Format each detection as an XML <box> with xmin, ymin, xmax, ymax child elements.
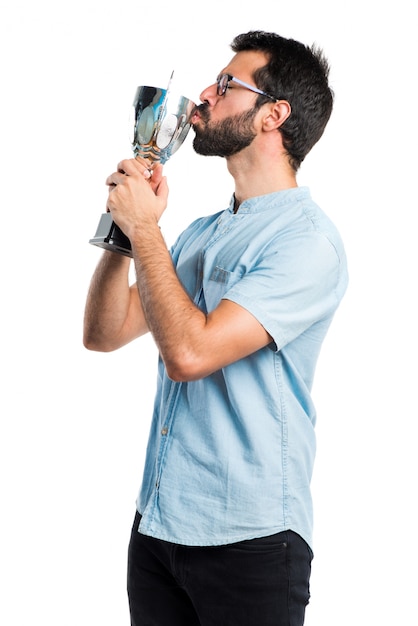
<box><xmin>222</xmin><ymin>230</ymin><xmax>346</xmax><ymax>351</ymax></box>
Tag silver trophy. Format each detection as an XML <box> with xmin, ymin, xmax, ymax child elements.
<box><xmin>89</xmin><ymin>74</ymin><xmax>196</xmax><ymax>257</ymax></box>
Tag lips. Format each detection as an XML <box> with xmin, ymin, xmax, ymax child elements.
<box><xmin>190</xmin><ymin>103</ymin><xmax>210</xmax><ymax>126</ymax></box>
<box><xmin>191</xmin><ymin>108</ymin><xmax>201</xmax><ymax>125</ymax></box>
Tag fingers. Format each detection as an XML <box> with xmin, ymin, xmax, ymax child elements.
<box><xmin>117</xmin><ymin>158</ymin><xmax>151</xmax><ymax>177</ymax></box>
<box><xmin>105</xmin><ymin>157</ymin><xmax>165</xmax><ymax>192</ymax></box>
<box><xmin>155</xmin><ymin>175</ymin><xmax>169</xmax><ymax>202</ymax></box>
<box><xmin>106</xmin><ymin>158</ymin><xmax>156</xmax><ymax>188</ymax></box>
<box><xmin>106</xmin><ymin>171</ymin><xmax>126</xmax><ymax>187</ymax></box>
<box><xmin>104</xmin><ymin>158</ymin><xmax>168</xmax><ymax>222</ymax></box>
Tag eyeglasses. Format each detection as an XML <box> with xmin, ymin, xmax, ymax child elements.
<box><xmin>216</xmin><ymin>73</ymin><xmax>277</xmax><ymax>102</ymax></box>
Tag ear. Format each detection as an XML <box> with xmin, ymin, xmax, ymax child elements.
<box><xmin>261</xmin><ymin>100</ymin><xmax>291</xmax><ymax>131</ymax></box>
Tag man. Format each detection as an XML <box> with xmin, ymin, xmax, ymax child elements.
<box><xmin>84</xmin><ymin>30</ymin><xmax>348</xmax><ymax>626</ymax></box>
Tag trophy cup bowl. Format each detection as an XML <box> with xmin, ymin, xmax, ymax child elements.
<box><xmin>89</xmin><ymin>83</ymin><xmax>196</xmax><ymax>257</ymax></box>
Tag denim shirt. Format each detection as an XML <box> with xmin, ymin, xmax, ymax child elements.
<box><xmin>137</xmin><ymin>187</ymin><xmax>348</xmax><ymax>549</ymax></box>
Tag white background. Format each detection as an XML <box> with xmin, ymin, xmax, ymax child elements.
<box><xmin>1</xmin><ymin>1</ymin><xmax>416</xmax><ymax>624</ymax></box>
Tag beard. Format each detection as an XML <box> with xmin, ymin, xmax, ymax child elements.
<box><xmin>192</xmin><ymin>104</ymin><xmax>258</xmax><ymax>157</ymax></box>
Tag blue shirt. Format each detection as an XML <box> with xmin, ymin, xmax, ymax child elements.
<box><xmin>137</xmin><ymin>187</ymin><xmax>348</xmax><ymax>549</ymax></box>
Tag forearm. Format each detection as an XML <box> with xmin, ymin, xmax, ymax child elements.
<box><xmin>131</xmin><ymin>219</ymin><xmax>207</xmax><ymax>380</ymax></box>
<box><xmin>83</xmin><ymin>250</ymin><xmax>146</xmax><ymax>351</ymax></box>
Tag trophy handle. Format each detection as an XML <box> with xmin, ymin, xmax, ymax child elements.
<box><xmin>89</xmin><ymin>213</ymin><xmax>133</xmax><ymax>258</ymax></box>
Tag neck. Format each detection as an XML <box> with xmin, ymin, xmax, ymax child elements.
<box><xmin>227</xmin><ymin>150</ymin><xmax>297</xmax><ymax>211</ymax></box>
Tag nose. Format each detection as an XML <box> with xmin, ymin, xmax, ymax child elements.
<box><xmin>199</xmin><ymin>81</ymin><xmax>218</xmax><ymax>104</ymax></box>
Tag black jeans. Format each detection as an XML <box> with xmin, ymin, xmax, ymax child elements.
<box><xmin>127</xmin><ymin>511</ymin><xmax>313</xmax><ymax>626</ymax></box>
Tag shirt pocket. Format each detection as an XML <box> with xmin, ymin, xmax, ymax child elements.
<box><xmin>204</xmin><ymin>265</ymin><xmax>240</xmax><ymax>312</ymax></box>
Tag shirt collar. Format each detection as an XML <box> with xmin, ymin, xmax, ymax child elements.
<box><xmin>229</xmin><ymin>187</ymin><xmax>311</xmax><ymax>214</ymax></box>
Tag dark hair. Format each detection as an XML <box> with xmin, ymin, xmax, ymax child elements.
<box><xmin>231</xmin><ymin>31</ymin><xmax>334</xmax><ymax>171</ymax></box>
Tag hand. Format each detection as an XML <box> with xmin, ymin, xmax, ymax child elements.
<box><xmin>105</xmin><ymin>157</ymin><xmax>169</xmax><ymax>238</ymax></box>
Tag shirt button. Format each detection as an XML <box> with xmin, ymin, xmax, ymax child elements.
<box><xmin>161</xmin><ymin>427</ymin><xmax>168</xmax><ymax>436</ymax></box>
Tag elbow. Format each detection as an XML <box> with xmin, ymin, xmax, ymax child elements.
<box><xmin>83</xmin><ymin>337</ymin><xmax>106</xmax><ymax>352</ymax></box>
<box><xmin>83</xmin><ymin>329</ymin><xmax>115</xmax><ymax>352</ymax></box>
<box><xmin>163</xmin><ymin>350</ymin><xmax>209</xmax><ymax>382</ymax></box>
<box><xmin>165</xmin><ymin>365</ymin><xmax>191</xmax><ymax>383</ymax></box>
<box><xmin>83</xmin><ymin>331</ymin><xmax>96</xmax><ymax>351</ymax></box>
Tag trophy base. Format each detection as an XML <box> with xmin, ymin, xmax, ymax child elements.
<box><xmin>89</xmin><ymin>213</ymin><xmax>133</xmax><ymax>258</ymax></box>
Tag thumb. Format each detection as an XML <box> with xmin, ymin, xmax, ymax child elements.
<box><xmin>155</xmin><ymin>176</ymin><xmax>169</xmax><ymax>202</ymax></box>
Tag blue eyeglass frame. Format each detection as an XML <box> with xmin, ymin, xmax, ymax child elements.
<box><xmin>217</xmin><ymin>73</ymin><xmax>278</xmax><ymax>102</ymax></box>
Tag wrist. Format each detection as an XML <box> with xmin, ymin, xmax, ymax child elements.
<box><xmin>129</xmin><ymin>218</ymin><xmax>163</xmax><ymax>251</ymax></box>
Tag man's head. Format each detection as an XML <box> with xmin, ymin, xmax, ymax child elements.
<box><xmin>192</xmin><ymin>31</ymin><xmax>333</xmax><ymax>171</ymax></box>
